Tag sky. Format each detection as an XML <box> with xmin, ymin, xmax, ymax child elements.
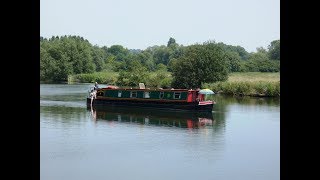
<box><xmin>40</xmin><ymin>0</ymin><xmax>279</xmax><ymax>53</ymax></box>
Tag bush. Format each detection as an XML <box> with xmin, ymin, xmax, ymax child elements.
<box><xmin>206</xmin><ymin>81</ymin><xmax>280</xmax><ymax>97</ymax></box>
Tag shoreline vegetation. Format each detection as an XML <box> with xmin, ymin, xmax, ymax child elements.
<box><xmin>67</xmin><ymin>72</ymin><xmax>280</xmax><ymax>97</ymax></box>
<box><xmin>41</xmin><ymin>36</ymin><xmax>280</xmax><ymax>97</ymax></box>
<box><xmin>206</xmin><ymin>72</ymin><xmax>280</xmax><ymax>97</ymax></box>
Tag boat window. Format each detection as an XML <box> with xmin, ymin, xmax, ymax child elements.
<box><xmin>174</xmin><ymin>92</ymin><xmax>181</xmax><ymax>99</ymax></box>
<box><xmin>144</xmin><ymin>91</ymin><xmax>150</xmax><ymax>98</ymax></box>
<box><xmin>159</xmin><ymin>92</ymin><xmax>164</xmax><ymax>99</ymax></box>
<box><xmin>118</xmin><ymin>91</ymin><xmax>122</xmax><ymax>97</ymax></box>
<box><xmin>130</xmin><ymin>91</ymin><xmax>137</xmax><ymax>98</ymax></box>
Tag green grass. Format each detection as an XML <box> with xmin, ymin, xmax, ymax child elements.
<box><xmin>227</xmin><ymin>72</ymin><xmax>280</xmax><ymax>82</ymax></box>
<box><xmin>204</xmin><ymin>72</ymin><xmax>280</xmax><ymax>97</ymax></box>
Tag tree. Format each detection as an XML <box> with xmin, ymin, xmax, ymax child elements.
<box><xmin>116</xmin><ymin>60</ymin><xmax>149</xmax><ymax>87</ymax></box>
<box><xmin>40</xmin><ymin>47</ymin><xmax>56</xmax><ymax>81</ymax></box>
<box><xmin>152</xmin><ymin>45</ymin><xmax>171</xmax><ymax>65</ymax></box>
<box><xmin>156</xmin><ymin>63</ymin><xmax>167</xmax><ymax>71</ymax></box>
<box><xmin>249</xmin><ymin>52</ymin><xmax>269</xmax><ymax>61</ymax></box>
<box><xmin>167</xmin><ymin>37</ymin><xmax>176</xmax><ymax>47</ymax></box>
<box><xmin>171</xmin><ymin>42</ymin><xmax>228</xmax><ymax>89</ymax></box>
<box><xmin>268</xmin><ymin>40</ymin><xmax>280</xmax><ymax>60</ymax></box>
<box><xmin>40</xmin><ymin>35</ymin><xmax>96</xmax><ymax>82</ymax></box>
<box><xmin>225</xmin><ymin>51</ymin><xmax>241</xmax><ymax>72</ymax></box>
<box><xmin>91</xmin><ymin>45</ymin><xmax>106</xmax><ymax>71</ymax></box>
<box><xmin>242</xmin><ymin>51</ymin><xmax>280</xmax><ymax>72</ymax></box>
<box><xmin>107</xmin><ymin>45</ymin><xmax>129</xmax><ymax>61</ymax></box>
<box><xmin>256</xmin><ymin>47</ymin><xmax>268</xmax><ymax>54</ymax></box>
<box><xmin>217</xmin><ymin>42</ymin><xmax>249</xmax><ymax>60</ymax></box>
<box><xmin>138</xmin><ymin>51</ymin><xmax>155</xmax><ymax>71</ymax></box>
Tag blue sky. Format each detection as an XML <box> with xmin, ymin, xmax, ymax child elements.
<box><xmin>40</xmin><ymin>0</ymin><xmax>279</xmax><ymax>52</ymax></box>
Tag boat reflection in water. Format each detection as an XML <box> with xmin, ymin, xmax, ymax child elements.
<box><xmin>89</xmin><ymin>106</ymin><xmax>214</xmax><ymax>129</ymax></box>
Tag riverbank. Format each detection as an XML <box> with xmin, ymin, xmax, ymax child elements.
<box><xmin>69</xmin><ymin>72</ymin><xmax>280</xmax><ymax>97</ymax></box>
<box><xmin>204</xmin><ymin>72</ymin><xmax>280</xmax><ymax>97</ymax></box>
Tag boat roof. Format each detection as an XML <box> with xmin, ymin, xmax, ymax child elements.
<box><xmin>100</xmin><ymin>87</ymin><xmax>198</xmax><ymax>92</ymax></box>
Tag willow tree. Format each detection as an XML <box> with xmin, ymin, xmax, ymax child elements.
<box><xmin>171</xmin><ymin>42</ymin><xmax>228</xmax><ymax>89</ymax></box>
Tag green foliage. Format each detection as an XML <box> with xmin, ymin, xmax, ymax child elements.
<box><xmin>40</xmin><ymin>35</ymin><xmax>280</xmax><ymax>84</ymax></box>
<box><xmin>225</xmin><ymin>51</ymin><xmax>241</xmax><ymax>72</ymax></box>
<box><xmin>106</xmin><ymin>45</ymin><xmax>129</xmax><ymax>61</ymax></box>
<box><xmin>242</xmin><ymin>59</ymin><xmax>280</xmax><ymax>72</ymax></box>
<box><xmin>171</xmin><ymin>42</ymin><xmax>228</xmax><ymax>89</ymax></box>
<box><xmin>145</xmin><ymin>70</ymin><xmax>172</xmax><ymax>88</ymax></box>
<box><xmin>268</xmin><ymin>40</ymin><xmax>280</xmax><ymax>60</ymax></box>
<box><xmin>228</xmin><ymin>72</ymin><xmax>280</xmax><ymax>82</ymax></box>
<box><xmin>152</xmin><ymin>45</ymin><xmax>171</xmax><ymax>65</ymax></box>
<box><xmin>137</xmin><ymin>51</ymin><xmax>155</xmax><ymax>71</ymax></box>
<box><xmin>70</xmin><ymin>72</ymin><xmax>119</xmax><ymax>84</ymax></box>
<box><xmin>249</xmin><ymin>52</ymin><xmax>269</xmax><ymax>61</ymax></box>
<box><xmin>167</xmin><ymin>37</ymin><xmax>177</xmax><ymax>47</ymax></box>
<box><xmin>240</xmin><ymin>52</ymin><xmax>280</xmax><ymax>72</ymax></box>
<box><xmin>167</xmin><ymin>58</ymin><xmax>177</xmax><ymax>72</ymax></box>
<box><xmin>206</xmin><ymin>80</ymin><xmax>280</xmax><ymax>97</ymax></box>
<box><xmin>256</xmin><ymin>47</ymin><xmax>268</xmax><ymax>54</ymax></box>
<box><xmin>40</xmin><ymin>47</ymin><xmax>57</xmax><ymax>81</ymax></box>
<box><xmin>40</xmin><ymin>35</ymin><xmax>96</xmax><ymax>82</ymax></box>
<box><xmin>116</xmin><ymin>60</ymin><xmax>149</xmax><ymax>87</ymax></box>
<box><xmin>145</xmin><ymin>42</ymin><xmax>184</xmax><ymax>67</ymax></box>
<box><xmin>91</xmin><ymin>45</ymin><xmax>106</xmax><ymax>71</ymax></box>
<box><xmin>155</xmin><ymin>63</ymin><xmax>167</xmax><ymax>71</ymax></box>
<box><xmin>217</xmin><ymin>42</ymin><xmax>249</xmax><ymax>60</ymax></box>
<box><xmin>204</xmin><ymin>72</ymin><xmax>280</xmax><ymax>97</ymax></box>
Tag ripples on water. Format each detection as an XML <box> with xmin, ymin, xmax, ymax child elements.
<box><xmin>40</xmin><ymin>84</ymin><xmax>280</xmax><ymax>180</ymax></box>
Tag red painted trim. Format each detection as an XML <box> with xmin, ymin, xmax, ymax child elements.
<box><xmin>198</xmin><ymin>101</ymin><xmax>213</xmax><ymax>105</ymax></box>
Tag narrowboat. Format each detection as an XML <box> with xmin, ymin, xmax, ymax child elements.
<box><xmin>86</xmin><ymin>84</ymin><xmax>215</xmax><ymax>112</ymax></box>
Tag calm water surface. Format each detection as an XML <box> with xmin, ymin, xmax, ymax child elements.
<box><xmin>40</xmin><ymin>84</ymin><xmax>280</xmax><ymax>180</ymax></box>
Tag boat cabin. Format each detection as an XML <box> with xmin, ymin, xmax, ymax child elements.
<box><xmin>95</xmin><ymin>86</ymin><xmax>206</xmax><ymax>103</ymax></box>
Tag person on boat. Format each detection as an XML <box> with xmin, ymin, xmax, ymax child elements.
<box><xmin>94</xmin><ymin>82</ymin><xmax>99</xmax><ymax>91</ymax></box>
<box><xmin>90</xmin><ymin>89</ymin><xmax>97</xmax><ymax>107</ymax></box>
<box><xmin>90</xmin><ymin>90</ymin><xmax>96</xmax><ymax>106</ymax></box>
<box><xmin>89</xmin><ymin>82</ymin><xmax>99</xmax><ymax>107</ymax></box>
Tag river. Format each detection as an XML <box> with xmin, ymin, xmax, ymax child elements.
<box><xmin>40</xmin><ymin>84</ymin><xmax>280</xmax><ymax>180</ymax></box>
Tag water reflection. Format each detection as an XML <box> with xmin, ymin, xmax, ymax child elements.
<box><xmin>207</xmin><ymin>94</ymin><xmax>280</xmax><ymax>108</ymax></box>
<box><xmin>89</xmin><ymin>106</ymin><xmax>215</xmax><ymax>129</ymax></box>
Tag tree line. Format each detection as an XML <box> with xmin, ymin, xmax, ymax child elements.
<box><xmin>40</xmin><ymin>35</ymin><xmax>280</xmax><ymax>88</ymax></box>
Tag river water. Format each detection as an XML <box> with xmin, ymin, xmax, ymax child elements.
<box><xmin>40</xmin><ymin>84</ymin><xmax>280</xmax><ymax>180</ymax></box>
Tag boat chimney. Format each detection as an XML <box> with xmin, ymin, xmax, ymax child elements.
<box><xmin>139</xmin><ymin>83</ymin><xmax>145</xmax><ymax>89</ymax></box>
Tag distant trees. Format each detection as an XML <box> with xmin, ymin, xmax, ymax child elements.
<box><xmin>40</xmin><ymin>35</ymin><xmax>280</xmax><ymax>84</ymax></box>
<box><xmin>225</xmin><ymin>51</ymin><xmax>241</xmax><ymax>72</ymax></box>
<box><xmin>106</xmin><ymin>45</ymin><xmax>129</xmax><ymax>62</ymax></box>
<box><xmin>268</xmin><ymin>40</ymin><xmax>280</xmax><ymax>60</ymax></box>
<box><xmin>217</xmin><ymin>42</ymin><xmax>249</xmax><ymax>60</ymax></box>
<box><xmin>167</xmin><ymin>37</ymin><xmax>176</xmax><ymax>47</ymax></box>
<box><xmin>91</xmin><ymin>45</ymin><xmax>106</xmax><ymax>72</ymax></box>
<box><xmin>240</xmin><ymin>44</ymin><xmax>280</xmax><ymax>72</ymax></box>
<box><xmin>40</xmin><ymin>36</ymin><xmax>96</xmax><ymax>81</ymax></box>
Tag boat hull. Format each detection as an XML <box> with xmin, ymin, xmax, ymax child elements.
<box><xmin>87</xmin><ymin>98</ymin><xmax>213</xmax><ymax>112</ymax></box>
